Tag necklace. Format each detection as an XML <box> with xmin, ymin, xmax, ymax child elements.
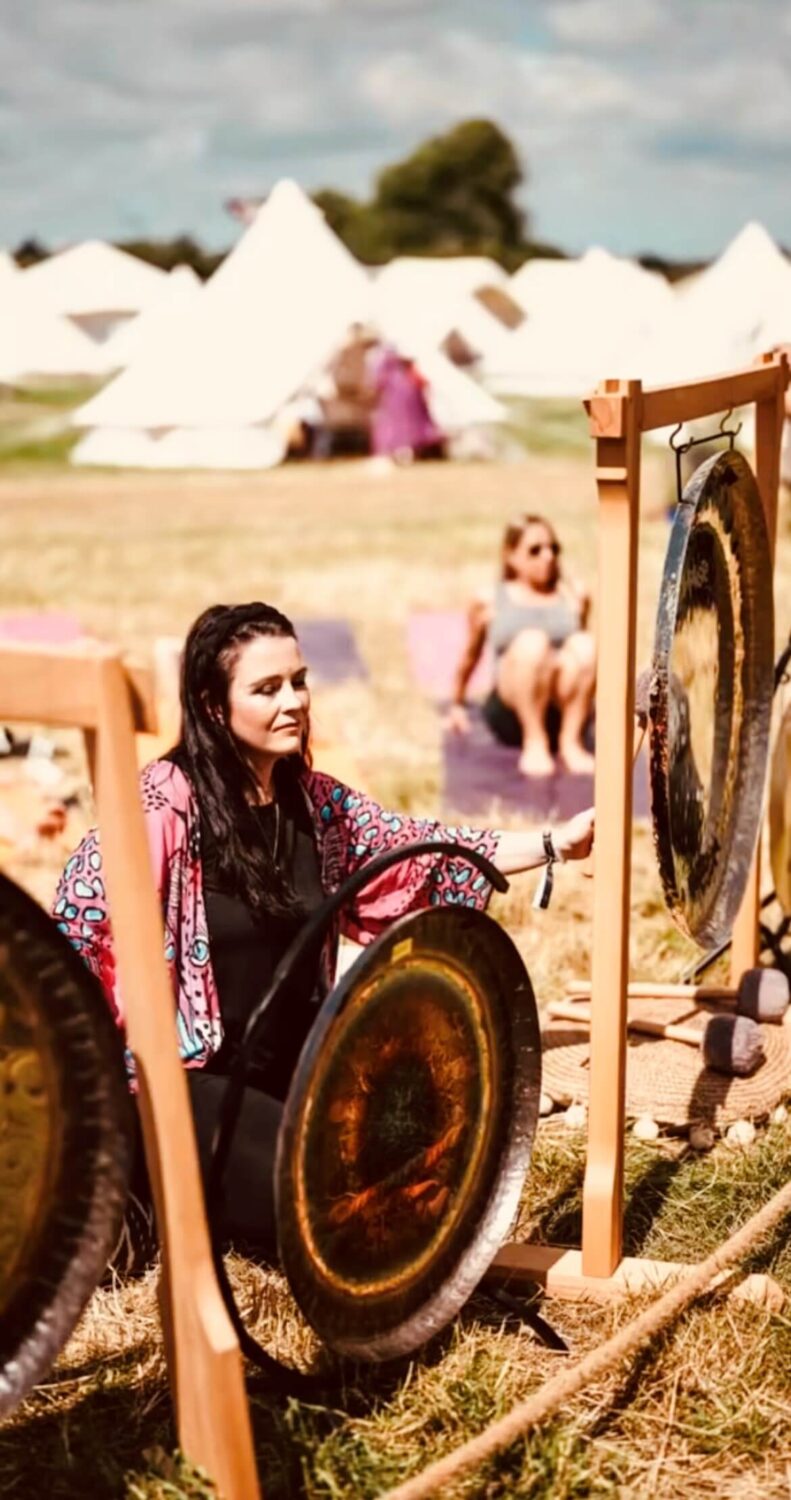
<box><xmin>271</xmin><ymin>800</ymin><xmax>281</xmax><ymax>873</ymax></box>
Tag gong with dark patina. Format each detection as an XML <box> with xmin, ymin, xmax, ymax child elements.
<box><xmin>650</xmin><ymin>448</ymin><xmax>774</xmax><ymax>947</ymax></box>
<box><xmin>0</xmin><ymin>873</ymin><xmax>133</xmax><ymax>1420</ymax></box>
<box><xmin>275</xmin><ymin>906</ymin><xmax>541</xmax><ymax>1362</ymax></box>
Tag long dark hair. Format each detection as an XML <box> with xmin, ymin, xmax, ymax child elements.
<box><xmin>500</xmin><ymin>513</ymin><xmax>561</xmax><ymax>580</ymax></box>
<box><xmin>178</xmin><ymin>602</ymin><xmax>312</xmax><ymax>918</ymax></box>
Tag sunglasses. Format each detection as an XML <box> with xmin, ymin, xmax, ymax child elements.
<box><xmin>527</xmin><ymin>541</ymin><xmax>561</xmax><ymax>557</ymax></box>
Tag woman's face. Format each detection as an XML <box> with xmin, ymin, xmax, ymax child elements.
<box><xmin>507</xmin><ymin>522</ymin><xmax>560</xmax><ymax>589</ymax></box>
<box><xmin>225</xmin><ymin>633</ymin><xmax>310</xmax><ymax>768</ymax></box>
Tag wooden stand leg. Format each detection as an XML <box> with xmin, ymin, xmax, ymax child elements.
<box><xmin>581</xmin><ymin>382</ymin><xmax>642</xmax><ymax>1277</ymax></box>
<box><xmin>92</xmin><ymin>656</ymin><xmax>260</xmax><ymax>1500</ymax></box>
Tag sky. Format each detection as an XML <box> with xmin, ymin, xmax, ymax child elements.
<box><xmin>3</xmin><ymin>0</ymin><xmax>791</xmax><ymax>261</ymax></box>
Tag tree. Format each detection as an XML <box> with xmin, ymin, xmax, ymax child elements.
<box><xmin>117</xmin><ymin>234</ymin><xmax>223</xmax><ymax>280</ymax></box>
<box><xmin>311</xmin><ymin>190</ymin><xmax>394</xmax><ymax>264</ymax></box>
<box><xmin>372</xmin><ymin>120</ymin><xmax>527</xmax><ymax>261</ymax></box>
<box><xmin>313</xmin><ymin>119</ymin><xmax>531</xmax><ymax>267</ymax></box>
<box><xmin>14</xmin><ymin>237</ymin><xmax>49</xmax><ymax>267</ymax></box>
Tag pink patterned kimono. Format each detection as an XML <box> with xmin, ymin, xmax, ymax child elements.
<box><xmin>52</xmin><ymin>759</ymin><xmax>501</xmax><ymax>1071</ymax></box>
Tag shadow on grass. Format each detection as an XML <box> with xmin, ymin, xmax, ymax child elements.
<box><xmin>0</xmin><ymin>1347</ymin><xmax>337</xmax><ymax>1500</ymax></box>
<box><xmin>524</xmin><ymin>1142</ymin><xmax>688</xmax><ymax>1259</ymax></box>
<box><xmin>0</xmin><ymin>1353</ymin><xmax>174</xmax><ymax>1500</ymax></box>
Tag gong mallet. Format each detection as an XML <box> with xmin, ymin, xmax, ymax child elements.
<box><xmin>548</xmin><ymin>1000</ymin><xmax>766</xmax><ymax>1078</ymax></box>
<box><xmin>565</xmin><ymin>966</ymin><xmax>790</xmax><ymax>1023</ymax></box>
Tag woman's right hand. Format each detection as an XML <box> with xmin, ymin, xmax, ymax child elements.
<box><xmin>446</xmin><ymin>703</ymin><xmax>471</xmax><ymax>735</ymax></box>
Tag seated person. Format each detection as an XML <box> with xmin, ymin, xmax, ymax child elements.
<box><xmin>53</xmin><ymin>601</ymin><xmax>594</xmax><ymax>1263</ymax></box>
<box><xmin>448</xmin><ymin>513</ymin><xmax>596</xmax><ymax>778</ymax></box>
<box><xmin>315</xmin><ymin>325</ymin><xmax>379</xmax><ymax>458</ymax></box>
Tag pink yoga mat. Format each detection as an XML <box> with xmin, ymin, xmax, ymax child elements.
<box><xmin>0</xmin><ymin>612</ymin><xmax>86</xmax><ymax>645</ymax></box>
<box><xmin>407</xmin><ymin>610</ymin><xmax>492</xmax><ymax>701</ymax></box>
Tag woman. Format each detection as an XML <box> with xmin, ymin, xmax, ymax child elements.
<box><xmin>54</xmin><ymin>602</ymin><xmax>593</xmax><ymax>1256</ymax></box>
<box><xmin>448</xmin><ymin>514</ymin><xmax>596</xmax><ymax>778</ymax></box>
<box><xmin>371</xmin><ymin>347</ymin><xmax>445</xmax><ymax>463</ymax></box>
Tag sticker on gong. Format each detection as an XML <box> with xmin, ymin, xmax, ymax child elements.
<box><xmin>650</xmin><ymin>449</ymin><xmax>774</xmax><ymax>947</ymax></box>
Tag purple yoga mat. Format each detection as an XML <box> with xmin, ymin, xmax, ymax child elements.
<box><xmin>294</xmin><ymin>618</ymin><xmax>367</xmax><ymax>685</ymax></box>
<box><xmin>443</xmin><ymin>706</ymin><xmax>650</xmax><ymax>820</ymax></box>
<box><xmin>0</xmin><ymin>614</ymin><xmax>365</xmax><ymax>687</ymax></box>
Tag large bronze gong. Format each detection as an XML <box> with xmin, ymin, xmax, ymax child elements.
<box><xmin>650</xmin><ymin>449</ymin><xmax>774</xmax><ymax>947</ymax></box>
<box><xmin>275</xmin><ymin>907</ymin><xmax>541</xmax><ymax>1362</ymax></box>
<box><xmin>0</xmin><ymin>874</ymin><xmax>133</xmax><ymax>1419</ymax></box>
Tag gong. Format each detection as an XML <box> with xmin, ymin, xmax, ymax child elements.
<box><xmin>650</xmin><ymin>448</ymin><xmax>774</xmax><ymax>947</ymax></box>
<box><xmin>0</xmin><ymin>873</ymin><xmax>133</xmax><ymax>1420</ymax></box>
<box><xmin>275</xmin><ymin>906</ymin><xmax>541</xmax><ymax>1362</ymax></box>
<box><xmin>770</xmin><ymin>699</ymin><xmax>791</xmax><ymax>915</ymax></box>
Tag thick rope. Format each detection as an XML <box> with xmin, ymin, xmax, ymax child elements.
<box><xmin>380</xmin><ymin>1178</ymin><xmax>791</xmax><ymax>1500</ymax></box>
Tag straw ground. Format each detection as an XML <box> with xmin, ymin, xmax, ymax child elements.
<box><xmin>1</xmin><ymin>423</ymin><xmax>790</xmax><ymax>1497</ymax></box>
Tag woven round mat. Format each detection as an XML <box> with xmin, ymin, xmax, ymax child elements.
<box><xmin>542</xmin><ymin>1017</ymin><xmax>791</xmax><ymax>1129</ymax></box>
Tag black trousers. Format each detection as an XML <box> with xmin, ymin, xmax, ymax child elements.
<box><xmin>186</xmin><ymin>1070</ymin><xmax>282</xmax><ymax>1252</ymax></box>
<box><xmin>110</xmin><ymin>1072</ymin><xmax>283</xmax><ymax>1276</ymax></box>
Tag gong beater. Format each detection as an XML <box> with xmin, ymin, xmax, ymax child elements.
<box><xmin>650</xmin><ymin>448</ymin><xmax>774</xmax><ymax>948</ymax></box>
<box><xmin>0</xmin><ymin>873</ymin><xmax>133</xmax><ymax>1420</ymax></box>
<box><xmin>209</xmin><ymin>839</ymin><xmax>541</xmax><ymax>1374</ymax></box>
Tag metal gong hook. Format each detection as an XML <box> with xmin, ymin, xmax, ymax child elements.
<box><xmin>669</xmin><ymin>410</ymin><xmax>744</xmax><ymax>505</ymax></box>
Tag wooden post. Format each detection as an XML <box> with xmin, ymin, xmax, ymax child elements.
<box><xmin>91</xmin><ymin>653</ymin><xmax>260</xmax><ymax>1500</ymax></box>
<box><xmin>581</xmin><ymin>380</ymin><xmax>642</xmax><ymax>1276</ymax></box>
<box><xmin>730</xmin><ymin>351</ymin><xmax>788</xmax><ymax>983</ymax></box>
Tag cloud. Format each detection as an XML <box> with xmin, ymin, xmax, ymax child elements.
<box><xmin>545</xmin><ymin>0</ymin><xmax>665</xmax><ymax>47</ymax></box>
<box><xmin>1</xmin><ymin>0</ymin><xmax>790</xmax><ymax>257</ymax></box>
<box><xmin>360</xmin><ymin>32</ymin><xmax>634</xmax><ymax>133</ymax></box>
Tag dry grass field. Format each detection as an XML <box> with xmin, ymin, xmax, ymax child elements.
<box><xmin>1</xmin><ymin>424</ymin><xmax>791</xmax><ymax>1498</ymax></box>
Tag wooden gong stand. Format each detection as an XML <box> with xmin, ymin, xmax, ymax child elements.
<box><xmin>0</xmin><ymin>642</ymin><xmax>260</xmax><ymax>1499</ymax></box>
<box><xmin>489</xmin><ymin>350</ymin><xmax>789</xmax><ymax>1300</ymax></box>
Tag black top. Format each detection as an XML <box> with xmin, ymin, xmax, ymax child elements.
<box><xmin>166</xmin><ymin>750</ymin><xmax>325</xmax><ymax>1100</ymax></box>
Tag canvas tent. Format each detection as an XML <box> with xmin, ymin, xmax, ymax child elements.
<box><xmin>100</xmin><ymin>265</ymin><xmax>201</xmax><ymax>370</ymax></box>
<box><xmin>72</xmin><ymin>180</ymin><xmax>504</xmax><ymax>470</ymax></box>
<box><xmin>628</xmin><ymin>222</ymin><xmax>791</xmax><ymax>387</ymax></box>
<box><xmin>371</xmin><ymin>256</ymin><xmax>517</xmax><ymax>377</ymax></box>
<box><xmin>509</xmin><ymin>255</ymin><xmax>579</xmax><ymax>314</ymax></box>
<box><xmin>487</xmin><ymin>246</ymin><xmax>673</xmax><ymax>396</ymax></box>
<box><xmin>0</xmin><ymin>266</ymin><xmax>105</xmax><ymax>382</ymax></box>
<box><xmin>24</xmin><ymin>240</ymin><xmax>166</xmax><ymax>346</ymax></box>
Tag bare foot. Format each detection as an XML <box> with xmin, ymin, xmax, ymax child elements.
<box><xmin>559</xmin><ymin>740</ymin><xmax>595</xmax><ymax>775</ymax></box>
<box><xmin>518</xmin><ymin>741</ymin><xmax>556</xmax><ymax>778</ymax></box>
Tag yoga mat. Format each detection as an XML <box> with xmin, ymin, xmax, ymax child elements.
<box><xmin>442</xmin><ymin>706</ymin><xmax>650</xmax><ymax>821</ymax></box>
<box><xmin>406</xmin><ymin>610</ymin><xmax>491</xmax><ymax>701</ymax></box>
<box><xmin>0</xmin><ymin>612</ymin><xmax>86</xmax><ymax>645</ymax></box>
<box><xmin>0</xmin><ymin>616</ymin><xmax>365</xmax><ymax>685</ymax></box>
<box><xmin>295</xmin><ymin>618</ymin><xmax>367</xmax><ymax>685</ymax></box>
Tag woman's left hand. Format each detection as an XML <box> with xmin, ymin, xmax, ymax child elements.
<box><xmin>554</xmin><ymin>808</ymin><xmax>595</xmax><ymax>862</ymax></box>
